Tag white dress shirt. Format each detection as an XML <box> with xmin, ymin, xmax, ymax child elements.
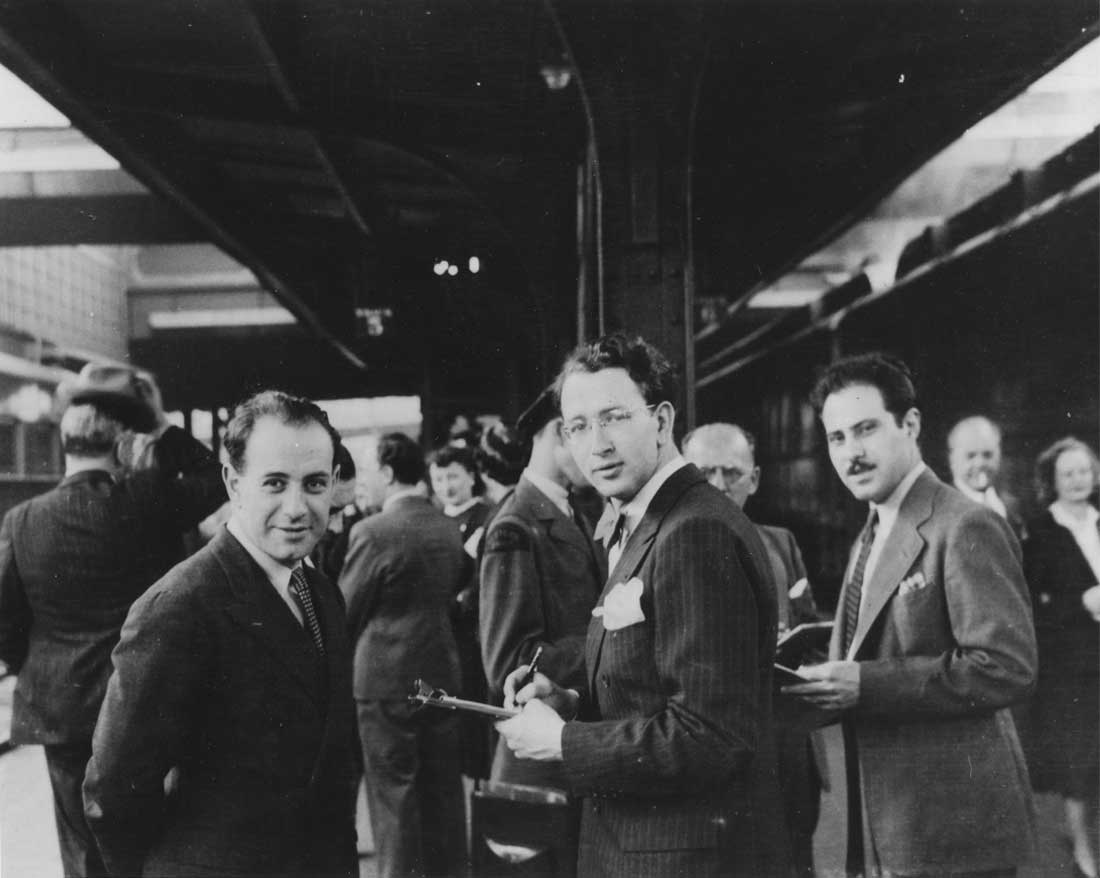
<box><xmin>1050</xmin><ymin>501</ymin><xmax>1100</xmax><ymax>584</ymax></box>
<box><xmin>954</xmin><ymin>481</ymin><xmax>1007</xmax><ymax>519</ymax></box>
<box><xmin>856</xmin><ymin>461</ymin><xmax>927</xmax><ymax>618</ymax></box>
<box><xmin>227</xmin><ymin>516</ymin><xmax>303</xmax><ymax>625</ymax></box>
<box><xmin>607</xmin><ymin>456</ymin><xmax>688</xmax><ymax>573</ymax></box>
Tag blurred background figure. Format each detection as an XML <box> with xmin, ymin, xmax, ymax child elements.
<box><xmin>311</xmin><ymin>443</ymin><xmax>364</xmax><ymax>584</ymax></box>
<box><xmin>682</xmin><ymin>421</ymin><xmax>822</xmax><ymax>878</ymax></box>
<box><xmin>1023</xmin><ymin>437</ymin><xmax>1100</xmax><ymax>878</ymax></box>
<box><xmin>0</xmin><ymin>365</ymin><xmax>225</xmax><ymax>878</ymax></box>
<box><xmin>475</xmin><ymin>422</ymin><xmax>526</xmax><ymax>507</ymax></box>
<box><xmin>430</xmin><ymin>444</ymin><xmax>492</xmax><ymax>780</ymax></box>
<box><xmin>947</xmin><ymin>415</ymin><xmax>1025</xmax><ymax>538</ymax></box>
<box><xmin>340</xmin><ymin>434</ymin><xmax>466</xmax><ymax>878</ymax></box>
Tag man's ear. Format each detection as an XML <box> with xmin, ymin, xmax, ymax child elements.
<box><xmin>223</xmin><ymin>464</ymin><xmax>240</xmax><ymax>505</ymax></box>
<box><xmin>748</xmin><ymin>466</ymin><xmax>761</xmax><ymax>496</ymax></box>
<box><xmin>654</xmin><ymin>401</ymin><xmax>676</xmax><ymax>445</ymax></box>
<box><xmin>380</xmin><ymin>463</ymin><xmax>395</xmax><ymax>486</ymax></box>
<box><xmin>904</xmin><ymin>408</ymin><xmax>922</xmax><ymax>439</ymax></box>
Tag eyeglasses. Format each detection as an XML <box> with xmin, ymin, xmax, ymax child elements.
<box><xmin>562</xmin><ymin>404</ymin><xmax>658</xmax><ymax>443</ymax></box>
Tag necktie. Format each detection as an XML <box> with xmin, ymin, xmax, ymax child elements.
<box><xmin>841</xmin><ymin>509</ymin><xmax>878</xmax><ymax>656</ymax></box>
<box><xmin>606</xmin><ymin>512</ymin><xmax>629</xmax><ymax>573</ymax></box>
<box><xmin>289</xmin><ymin>567</ymin><xmax>326</xmax><ymax>656</ymax></box>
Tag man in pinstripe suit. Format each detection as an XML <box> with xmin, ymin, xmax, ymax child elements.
<box><xmin>496</xmin><ymin>334</ymin><xmax>788</xmax><ymax>878</ymax></box>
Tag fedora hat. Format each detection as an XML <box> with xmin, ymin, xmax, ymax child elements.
<box><xmin>61</xmin><ymin>364</ymin><xmax>158</xmax><ymax>432</ymax></box>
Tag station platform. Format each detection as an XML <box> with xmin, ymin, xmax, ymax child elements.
<box><xmin>0</xmin><ymin>687</ymin><xmax>1086</xmax><ymax>877</ymax></box>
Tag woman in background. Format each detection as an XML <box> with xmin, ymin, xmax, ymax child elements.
<box><xmin>1023</xmin><ymin>436</ymin><xmax>1100</xmax><ymax>878</ymax></box>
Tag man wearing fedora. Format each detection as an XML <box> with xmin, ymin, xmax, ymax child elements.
<box><xmin>0</xmin><ymin>365</ymin><xmax>226</xmax><ymax>878</ymax></box>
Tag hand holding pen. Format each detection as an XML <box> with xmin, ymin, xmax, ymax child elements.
<box><xmin>518</xmin><ymin>645</ymin><xmax>543</xmax><ymax>691</ymax></box>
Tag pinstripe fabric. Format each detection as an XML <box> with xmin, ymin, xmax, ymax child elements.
<box><xmin>0</xmin><ymin>426</ymin><xmax>225</xmax><ymax>745</ymax></box>
<box><xmin>560</xmin><ymin>464</ymin><xmax>788</xmax><ymax>878</ymax></box>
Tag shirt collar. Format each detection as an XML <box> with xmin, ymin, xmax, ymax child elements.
<box><xmin>383</xmin><ymin>484</ymin><xmax>424</xmax><ymax>511</ymax></box>
<box><xmin>871</xmin><ymin>461</ymin><xmax>926</xmax><ymax>532</ymax></box>
<box><xmin>611</xmin><ymin>455</ymin><xmax>688</xmax><ymax>535</ymax></box>
<box><xmin>226</xmin><ymin>515</ymin><xmax>297</xmax><ymax>593</ymax></box>
<box><xmin>523</xmin><ymin>468</ymin><xmax>571</xmax><ymax>518</ymax></box>
<box><xmin>1050</xmin><ymin>500</ymin><xmax>1100</xmax><ymax>532</ymax></box>
<box><xmin>443</xmin><ymin>497</ymin><xmax>480</xmax><ymax>517</ymax></box>
<box><xmin>954</xmin><ymin>480</ymin><xmax>996</xmax><ymax>505</ymax></box>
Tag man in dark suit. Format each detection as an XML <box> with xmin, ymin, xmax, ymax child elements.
<box><xmin>83</xmin><ymin>390</ymin><xmax>358</xmax><ymax>878</ymax></box>
<box><xmin>340</xmin><ymin>433</ymin><xmax>466</xmax><ymax>878</ymax></box>
<box><xmin>683</xmin><ymin>421</ymin><xmax>822</xmax><ymax>878</ymax></box>
<box><xmin>947</xmin><ymin>415</ymin><xmax>1026</xmax><ymax>539</ymax></box>
<box><xmin>787</xmin><ymin>353</ymin><xmax>1037</xmax><ymax>877</ymax></box>
<box><xmin>480</xmin><ymin>386</ymin><xmax>605</xmax><ymax>790</ymax></box>
<box><xmin>0</xmin><ymin>367</ymin><xmax>224</xmax><ymax>878</ymax></box>
<box><xmin>495</xmin><ymin>334</ymin><xmax>786</xmax><ymax>878</ymax></box>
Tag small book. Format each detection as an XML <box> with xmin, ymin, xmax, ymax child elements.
<box><xmin>775</xmin><ymin>620</ymin><xmax>833</xmax><ymax>670</ymax></box>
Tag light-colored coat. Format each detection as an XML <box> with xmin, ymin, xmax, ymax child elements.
<box><xmin>832</xmin><ymin>468</ymin><xmax>1037</xmax><ymax>874</ymax></box>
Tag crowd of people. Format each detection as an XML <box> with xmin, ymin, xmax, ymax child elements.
<box><xmin>0</xmin><ymin>336</ymin><xmax>1097</xmax><ymax>878</ymax></box>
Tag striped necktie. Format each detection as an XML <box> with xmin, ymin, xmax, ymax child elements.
<box><xmin>841</xmin><ymin>509</ymin><xmax>878</xmax><ymax>656</ymax></box>
<box><xmin>289</xmin><ymin>566</ymin><xmax>326</xmax><ymax>656</ymax></box>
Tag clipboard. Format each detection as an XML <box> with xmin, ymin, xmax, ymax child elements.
<box><xmin>408</xmin><ymin>679</ymin><xmax>519</xmax><ymax>720</ymax></box>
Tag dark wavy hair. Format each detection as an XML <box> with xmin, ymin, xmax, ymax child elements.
<box><xmin>809</xmin><ymin>352</ymin><xmax>917</xmax><ymax>425</ymax></box>
<box><xmin>475</xmin><ymin>422</ymin><xmax>527</xmax><ymax>487</ymax></box>
<box><xmin>376</xmin><ymin>433</ymin><xmax>425</xmax><ymax>486</ymax></box>
<box><xmin>223</xmin><ymin>390</ymin><xmax>340</xmax><ymax>473</ymax></box>
<box><xmin>554</xmin><ymin>333</ymin><xmax>679</xmax><ymax>408</ymax></box>
<box><xmin>428</xmin><ymin>443</ymin><xmax>485</xmax><ymax>496</ymax></box>
<box><xmin>1034</xmin><ymin>436</ymin><xmax>1100</xmax><ymax>507</ymax></box>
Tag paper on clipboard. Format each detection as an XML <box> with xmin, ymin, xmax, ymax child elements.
<box><xmin>408</xmin><ymin>679</ymin><xmax>520</xmax><ymax>720</ymax></box>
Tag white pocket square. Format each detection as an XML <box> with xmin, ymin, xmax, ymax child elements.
<box><xmin>898</xmin><ymin>572</ymin><xmax>928</xmax><ymax>595</ymax></box>
<box><xmin>592</xmin><ymin>577</ymin><xmax>646</xmax><ymax>630</ymax></box>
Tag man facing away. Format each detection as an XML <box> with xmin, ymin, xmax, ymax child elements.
<box><xmin>339</xmin><ymin>433</ymin><xmax>467</xmax><ymax>878</ymax></box>
<box><xmin>495</xmin><ymin>333</ymin><xmax>787</xmax><ymax>878</ymax></box>
<box><xmin>480</xmin><ymin>384</ymin><xmax>605</xmax><ymax>790</ymax></box>
<box><xmin>0</xmin><ymin>367</ymin><xmax>225</xmax><ymax>878</ymax></box>
<box><xmin>83</xmin><ymin>390</ymin><xmax>358</xmax><ymax>878</ymax></box>
<box><xmin>682</xmin><ymin>421</ymin><xmax>822</xmax><ymax>878</ymax></box>
<box><xmin>947</xmin><ymin>415</ymin><xmax>1025</xmax><ymax>538</ymax></box>
<box><xmin>786</xmin><ymin>353</ymin><xmax>1037</xmax><ymax>878</ymax></box>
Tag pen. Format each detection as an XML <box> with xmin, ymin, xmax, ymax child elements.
<box><xmin>519</xmin><ymin>645</ymin><xmax>544</xmax><ymax>690</ymax></box>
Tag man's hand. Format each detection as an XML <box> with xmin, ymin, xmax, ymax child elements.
<box><xmin>502</xmin><ymin>664</ymin><xmax>578</xmax><ymax>718</ymax></box>
<box><xmin>495</xmin><ymin>698</ymin><xmax>566</xmax><ymax>761</ymax></box>
<box><xmin>782</xmin><ymin>660</ymin><xmax>861</xmax><ymax>711</ymax></box>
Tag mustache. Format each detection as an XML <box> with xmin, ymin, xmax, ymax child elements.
<box><xmin>846</xmin><ymin>460</ymin><xmax>874</xmax><ymax>477</ymax></box>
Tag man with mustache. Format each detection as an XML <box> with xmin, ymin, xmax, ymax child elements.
<box><xmin>494</xmin><ymin>334</ymin><xmax>787</xmax><ymax>878</ymax></box>
<box><xmin>786</xmin><ymin>353</ymin><xmax>1037</xmax><ymax>878</ymax></box>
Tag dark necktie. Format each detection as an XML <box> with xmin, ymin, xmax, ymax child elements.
<box><xmin>606</xmin><ymin>512</ymin><xmax>629</xmax><ymax>571</ymax></box>
<box><xmin>289</xmin><ymin>566</ymin><xmax>326</xmax><ymax>656</ymax></box>
<box><xmin>841</xmin><ymin>509</ymin><xmax>878</xmax><ymax>656</ymax></box>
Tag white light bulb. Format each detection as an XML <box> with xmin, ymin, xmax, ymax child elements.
<box><xmin>468</xmin><ymin>256</ymin><xmax>480</xmax><ymax>274</ymax></box>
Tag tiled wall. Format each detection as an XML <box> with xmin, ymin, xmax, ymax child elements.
<box><xmin>0</xmin><ymin>246</ymin><xmax>134</xmax><ymax>360</ymax></box>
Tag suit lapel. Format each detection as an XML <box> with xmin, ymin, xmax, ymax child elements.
<box><xmin>214</xmin><ymin>530</ymin><xmax>325</xmax><ymax>706</ymax></box>
<box><xmin>848</xmin><ymin>469</ymin><xmax>936</xmax><ymax>657</ymax></box>
<box><xmin>585</xmin><ymin>464</ymin><xmax>704</xmax><ymax>696</ymax></box>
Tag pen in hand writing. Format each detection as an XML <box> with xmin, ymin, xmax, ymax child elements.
<box><xmin>518</xmin><ymin>645</ymin><xmax>544</xmax><ymax>691</ymax></box>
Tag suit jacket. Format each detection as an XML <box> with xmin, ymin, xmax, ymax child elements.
<box><xmin>83</xmin><ymin>528</ymin><xmax>358</xmax><ymax>878</ymax></box>
<box><xmin>0</xmin><ymin>426</ymin><xmax>225</xmax><ymax>745</ymax></box>
<box><xmin>756</xmin><ymin>523</ymin><xmax>818</xmax><ymax>629</ymax></box>
<box><xmin>831</xmin><ymin>468</ymin><xmax>1037</xmax><ymax>874</ymax></box>
<box><xmin>479</xmin><ymin>475</ymin><xmax>605</xmax><ymax>788</ymax></box>
<box><xmin>339</xmin><ymin>495</ymin><xmax>464</xmax><ymax>700</ymax></box>
<box><xmin>560</xmin><ymin>464</ymin><xmax>787</xmax><ymax>877</ymax></box>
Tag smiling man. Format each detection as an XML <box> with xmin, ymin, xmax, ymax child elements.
<box><xmin>787</xmin><ymin>353</ymin><xmax>1037</xmax><ymax>878</ymax></box>
<box><xmin>495</xmin><ymin>334</ymin><xmax>786</xmax><ymax>878</ymax></box>
<box><xmin>83</xmin><ymin>391</ymin><xmax>358</xmax><ymax>878</ymax></box>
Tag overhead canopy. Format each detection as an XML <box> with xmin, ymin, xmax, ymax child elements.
<box><xmin>0</xmin><ymin>0</ymin><xmax>1094</xmax><ymax>411</ymax></box>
